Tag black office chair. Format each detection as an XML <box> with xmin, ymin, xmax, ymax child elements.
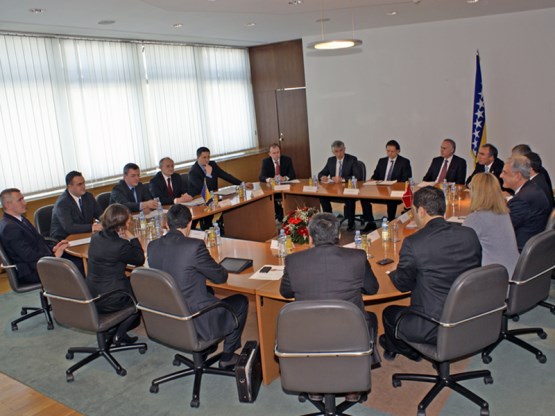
<box><xmin>538</xmin><ymin>209</ymin><xmax>555</xmax><ymax>314</ymax></box>
<box><xmin>482</xmin><ymin>230</ymin><xmax>555</xmax><ymax>364</ymax></box>
<box><xmin>275</xmin><ymin>300</ymin><xmax>373</xmax><ymax>416</ymax></box>
<box><xmin>0</xmin><ymin>241</ymin><xmax>54</xmax><ymax>331</ymax></box>
<box><xmin>180</xmin><ymin>173</ymin><xmax>189</xmax><ymax>195</ymax></box>
<box><xmin>392</xmin><ymin>265</ymin><xmax>509</xmax><ymax>416</ymax></box>
<box><xmin>34</xmin><ymin>204</ymin><xmax>54</xmax><ymax>238</ymax></box>
<box><xmin>96</xmin><ymin>192</ymin><xmax>111</xmax><ymax>212</ymax></box>
<box><xmin>37</xmin><ymin>257</ymin><xmax>147</xmax><ymax>382</ymax></box>
<box><xmin>340</xmin><ymin>160</ymin><xmax>367</xmax><ymax>227</ymax></box>
<box><xmin>130</xmin><ymin>267</ymin><xmax>237</xmax><ymax>408</ymax></box>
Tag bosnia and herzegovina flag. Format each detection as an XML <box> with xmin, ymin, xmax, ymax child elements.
<box><xmin>201</xmin><ymin>179</ymin><xmax>213</xmax><ymax>206</ymax></box>
<box><xmin>471</xmin><ymin>51</ymin><xmax>487</xmax><ymax>165</ymax></box>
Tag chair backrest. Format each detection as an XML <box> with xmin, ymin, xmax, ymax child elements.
<box><xmin>0</xmin><ymin>240</ymin><xmax>42</xmax><ymax>293</ymax></box>
<box><xmin>357</xmin><ymin>161</ymin><xmax>366</xmax><ymax>181</ymax></box>
<box><xmin>275</xmin><ymin>300</ymin><xmax>372</xmax><ymax>394</ymax></box>
<box><xmin>130</xmin><ymin>267</ymin><xmax>203</xmax><ymax>352</ymax></box>
<box><xmin>546</xmin><ymin>209</ymin><xmax>555</xmax><ymax>231</ymax></box>
<box><xmin>96</xmin><ymin>192</ymin><xmax>111</xmax><ymax>212</ymax></box>
<box><xmin>180</xmin><ymin>173</ymin><xmax>189</xmax><ymax>194</ymax></box>
<box><xmin>37</xmin><ymin>257</ymin><xmax>100</xmax><ymax>332</ymax></box>
<box><xmin>508</xmin><ymin>229</ymin><xmax>555</xmax><ymax>315</ymax></box>
<box><xmin>436</xmin><ymin>264</ymin><xmax>508</xmax><ymax>361</ymax></box>
<box><xmin>34</xmin><ymin>204</ymin><xmax>54</xmax><ymax>237</ymax></box>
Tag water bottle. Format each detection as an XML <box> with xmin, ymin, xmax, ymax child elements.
<box><xmin>354</xmin><ymin>230</ymin><xmax>362</xmax><ymax>249</ymax></box>
<box><xmin>308</xmin><ymin>176</ymin><xmax>314</xmax><ymax>186</ymax></box>
<box><xmin>409</xmin><ymin>177</ymin><xmax>415</xmax><ymax>189</ymax></box>
<box><xmin>139</xmin><ymin>210</ymin><xmax>147</xmax><ymax>231</ymax></box>
<box><xmin>352</xmin><ymin>176</ymin><xmax>357</xmax><ymax>188</ymax></box>
<box><xmin>442</xmin><ymin>179</ymin><xmax>448</xmax><ymax>197</ymax></box>
<box><xmin>242</xmin><ymin>182</ymin><xmax>247</xmax><ymax>198</ymax></box>
<box><xmin>312</xmin><ymin>175</ymin><xmax>319</xmax><ymax>187</ymax></box>
<box><xmin>381</xmin><ymin>217</ymin><xmax>389</xmax><ymax>241</ymax></box>
<box><xmin>275</xmin><ymin>175</ymin><xmax>281</xmax><ymax>185</ymax></box>
<box><xmin>278</xmin><ymin>229</ymin><xmax>287</xmax><ymax>257</ymax></box>
<box><xmin>154</xmin><ymin>213</ymin><xmax>161</xmax><ymax>238</ymax></box>
<box><xmin>214</xmin><ymin>223</ymin><xmax>222</xmax><ymax>245</ymax></box>
<box><xmin>155</xmin><ymin>198</ymin><xmax>164</xmax><ymax>236</ymax></box>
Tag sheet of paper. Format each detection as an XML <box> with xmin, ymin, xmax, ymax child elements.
<box><xmin>251</xmin><ymin>189</ymin><xmax>265</xmax><ymax>197</ymax></box>
<box><xmin>363</xmin><ymin>180</ymin><xmax>378</xmax><ymax>186</ymax></box>
<box><xmin>189</xmin><ymin>229</ymin><xmax>205</xmax><ymax>240</ymax></box>
<box><xmin>343</xmin><ymin>188</ymin><xmax>360</xmax><ymax>195</ymax></box>
<box><xmin>182</xmin><ymin>197</ymin><xmax>205</xmax><ymax>207</ymax></box>
<box><xmin>398</xmin><ymin>212</ymin><xmax>411</xmax><ymax>223</ymax></box>
<box><xmin>447</xmin><ymin>216</ymin><xmax>466</xmax><ymax>224</ymax></box>
<box><xmin>378</xmin><ymin>180</ymin><xmax>397</xmax><ymax>185</ymax></box>
<box><xmin>68</xmin><ymin>237</ymin><xmax>91</xmax><ymax>247</ymax></box>
<box><xmin>417</xmin><ymin>181</ymin><xmax>436</xmax><ymax>188</ymax></box>
<box><xmin>406</xmin><ymin>221</ymin><xmax>418</xmax><ymax>229</ymax></box>
<box><xmin>390</xmin><ymin>190</ymin><xmax>405</xmax><ymax>198</ymax></box>
<box><xmin>249</xmin><ymin>265</ymin><xmax>284</xmax><ymax>280</ymax></box>
<box><xmin>302</xmin><ymin>186</ymin><xmax>318</xmax><ymax>193</ymax></box>
<box><xmin>270</xmin><ymin>239</ymin><xmax>279</xmax><ymax>250</ymax></box>
<box><xmin>281</xmin><ymin>179</ymin><xmax>300</xmax><ymax>184</ymax></box>
<box><xmin>215</xmin><ymin>186</ymin><xmax>237</xmax><ymax>196</ymax></box>
<box><xmin>368</xmin><ymin>230</ymin><xmax>381</xmax><ymax>242</ymax></box>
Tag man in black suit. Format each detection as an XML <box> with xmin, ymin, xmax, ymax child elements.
<box><xmin>361</xmin><ymin>140</ymin><xmax>413</xmax><ymax>230</ymax></box>
<box><xmin>501</xmin><ymin>156</ymin><xmax>551</xmax><ymax>251</ymax></box>
<box><xmin>149</xmin><ymin>157</ymin><xmax>193</xmax><ymax>205</ymax></box>
<box><xmin>147</xmin><ymin>204</ymin><xmax>248</xmax><ymax>369</ymax></box>
<box><xmin>380</xmin><ymin>187</ymin><xmax>481</xmax><ymax>361</ymax></box>
<box><xmin>280</xmin><ymin>212</ymin><xmax>380</xmax><ymax>369</ymax></box>
<box><xmin>259</xmin><ymin>144</ymin><xmax>296</xmax><ymax>222</ymax></box>
<box><xmin>318</xmin><ymin>140</ymin><xmax>363</xmax><ymax>231</ymax></box>
<box><xmin>50</xmin><ymin>171</ymin><xmax>104</xmax><ymax>241</ymax></box>
<box><xmin>0</xmin><ymin>188</ymin><xmax>70</xmax><ymax>284</ymax></box>
<box><xmin>110</xmin><ymin>163</ymin><xmax>158</xmax><ymax>213</ymax></box>
<box><xmin>465</xmin><ymin>143</ymin><xmax>504</xmax><ymax>188</ymax></box>
<box><xmin>526</xmin><ymin>152</ymin><xmax>554</xmax><ymax>210</ymax></box>
<box><xmin>512</xmin><ymin>143</ymin><xmax>553</xmax><ymax>195</ymax></box>
<box><xmin>423</xmin><ymin>138</ymin><xmax>467</xmax><ymax>185</ymax></box>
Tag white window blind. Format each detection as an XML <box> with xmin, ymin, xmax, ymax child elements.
<box><xmin>0</xmin><ymin>34</ymin><xmax>258</xmax><ymax>196</ymax></box>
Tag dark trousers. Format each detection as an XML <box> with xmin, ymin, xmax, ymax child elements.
<box><xmin>221</xmin><ymin>294</ymin><xmax>249</xmax><ymax>354</ymax></box>
<box><xmin>320</xmin><ymin>198</ymin><xmax>356</xmax><ymax>226</ymax></box>
<box><xmin>361</xmin><ymin>200</ymin><xmax>401</xmax><ymax>223</ymax></box>
<box><xmin>382</xmin><ymin>305</ymin><xmax>421</xmax><ymax>357</ymax></box>
<box><xmin>114</xmin><ymin>312</ymin><xmax>141</xmax><ymax>338</ymax></box>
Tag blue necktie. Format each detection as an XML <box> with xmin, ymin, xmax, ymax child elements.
<box><xmin>338</xmin><ymin>160</ymin><xmax>343</xmax><ymax>177</ymax></box>
<box><xmin>78</xmin><ymin>197</ymin><xmax>83</xmax><ymax>213</ymax></box>
<box><xmin>132</xmin><ymin>187</ymin><xmax>138</xmax><ymax>203</ymax></box>
<box><xmin>386</xmin><ymin>160</ymin><xmax>394</xmax><ymax>181</ymax></box>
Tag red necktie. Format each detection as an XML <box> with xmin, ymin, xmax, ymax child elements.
<box><xmin>438</xmin><ymin>160</ymin><xmax>449</xmax><ymax>183</ymax></box>
<box><xmin>167</xmin><ymin>177</ymin><xmax>174</xmax><ymax>198</ymax></box>
<box><xmin>275</xmin><ymin>161</ymin><xmax>280</xmax><ymax>176</ymax></box>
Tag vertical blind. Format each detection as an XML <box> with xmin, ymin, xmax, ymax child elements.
<box><xmin>0</xmin><ymin>34</ymin><xmax>257</xmax><ymax>195</ymax></box>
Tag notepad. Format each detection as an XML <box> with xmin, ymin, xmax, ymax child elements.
<box><xmin>249</xmin><ymin>265</ymin><xmax>284</xmax><ymax>280</ymax></box>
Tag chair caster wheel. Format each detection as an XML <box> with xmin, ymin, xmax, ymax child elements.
<box><xmin>117</xmin><ymin>368</ymin><xmax>127</xmax><ymax>377</ymax></box>
<box><xmin>537</xmin><ymin>354</ymin><xmax>547</xmax><ymax>364</ymax></box>
<box><xmin>480</xmin><ymin>408</ymin><xmax>490</xmax><ymax>416</ymax></box>
<box><xmin>484</xmin><ymin>375</ymin><xmax>493</xmax><ymax>384</ymax></box>
<box><xmin>21</xmin><ymin>310</ymin><xmax>28</xmax><ymax>316</ymax></box>
<box><xmin>481</xmin><ymin>355</ymin><xmax>492</xmax><ymax>364</ymax></box>
<box><xmin>417</xmin><ymin>409</ymin><xmax>426</xmax><ymax>416</ymax></box>
<box><xmin>550</xmin><ymin>307</ymin><xmax>555</xmax><ymax>315</ymax></box>
<box><xmin>190</xmin><ymin>398</ymin><xmax>200</xmax><ymax>408</ymax></box>
<box><xmin>172</xmin><ymin>358</ymin><xmax>181</xmax><ymax>366</ymax></box>
<box><xmin>66</xmin><ymin>373</ymin><xmax>74</xmax><ymax>383</ymax></box>
<box><xmin>150</xmin><ymin>384</ymin><xmax>159</xmax><ymax>394</ymax></box>
<box><xmin>392</xmin><ymin>378</ymin><xmax>401</xmax><ymax>388</ymax></box>
<box><xmin>139</xmin><ymin>347</ymin><xmax>147</xmax><ymax>354</ymax></box>
<box><xmin>11</xmin><ymin>324</ymin><xmax>18</xmax><ymax>331</ymax></box>
<box><xmin>298</xmin><ymin>394</ymin><xmax>307</xmax><ymax>403</ymax></box>
<box><xmin>538</xmin><ymin>330</ymin><xmax>547</xmax><ymax>340</ymax></box>
<box><xmin>511</xmin><ymin>315</ymin><xmax>520</xmax><ymax>322</ymax></box>
<box><xmin>66</xmin><ymin>352</ymin><xmax>74</xmax><ymax>360</ymax></box>
<box><xmin>47</xmin><ymin>323</ymin><xmax>54</xmax><ymax>330</ymax></box>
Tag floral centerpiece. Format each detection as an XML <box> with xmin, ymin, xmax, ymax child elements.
<box><xmin>281</xmin><ymin>207</ymin><xmax>318</xmax><ymax>244</ymax></box>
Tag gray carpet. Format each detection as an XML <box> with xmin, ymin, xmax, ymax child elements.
<box><xmin>1</xmin><ymin>286</ymin><xmax>555</xmax><ymax>416</ymax></box>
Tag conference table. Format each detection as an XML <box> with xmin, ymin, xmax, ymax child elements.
<box><xmin>66</xmin><ymin>181</ymin><xmax>470</xmax><ymax>385</ymax></box>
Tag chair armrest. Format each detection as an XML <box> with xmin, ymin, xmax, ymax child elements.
<box><xmin>394</xmin><ymin>309</ymin><xmax>440</xmax><ymax>339</ymax></box>
<box><xmin>1</xmin><ymin>263</ymin><xmax>17</xmax><ymax>270</ymax></box>
<box><xmin>509</xmin><ymin>264</ymin><xmax>555</xmax><ymax>286</ymax></box>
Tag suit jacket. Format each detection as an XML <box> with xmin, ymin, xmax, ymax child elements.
<box><xmin>0</xmin><ymin>213</ymin><xmax>54</xmax><ymax>284</ymax></box>
<box><xmin>259</xmin><ymin>155</ymin><xmax>296</xmax><ymax>182</ymax></box>
<box><xmin>147</xmin><ymin>230</ymin><xmax>236</xmax><ymax>341</ymax></box>
<box><xmin>465</xmin><ymin>157</ymin><xmax>505</xmax><ymax>188</ymax></box>
<box><xmin>149</xmin><ymin>172</ymin><xmax>188</xmax><ymax>205</ymax></box>
<box><xmin>110</xmin><ymin>180</ymin><xmax>153</xmax><ymax>212</ymax></box>
<box><xmin>371</xmin><ymin>155</ymin><xmax>412</xmax><ymax>182</ymax></box>
<box><xmin>188</xmin><ymin>161</ymin><xmax>242</xmax><ymax>197</ymax></box>
<box><xmin>317</xmin><ymin>153</ymin><xmax>363</xmax><ymax>181</ymax></box>
<box><xmin>540</xmin><ymin>166</ymin><xmax>553</xmax><ymax>200</ymax></box>
<box><xmin>390</xmin><ymin>218</ymin><xmax>482</xmax><ymax>344</ymax></box>
<box><xmin>86</xmin><ymin>230</ymin><xmax>145</xmax><ymax>313</ymax></box>
<box><xmin>508</xmin><ymin>180</ymin><xmax>551</xmax><ymax>251</ymax></box>
<box><xmin>531</xmin><ymin>173</ymin><xmax>554</xmax><ymax>211</ymax></box>
<box><xmin>423</xmin><ymin>154</ymin><xmax>467</xmax><ymax>185</ymax></box>
<box><xmin>50</xmin><ymin>190</ymin><xmax>103</xmax><ymax>240</ymax></box>
<box><xmin>280</xmin><ymin>243</ymin><xmax>379</xmax><ymax>317</ymax></box>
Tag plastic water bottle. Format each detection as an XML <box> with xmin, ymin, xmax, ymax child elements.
<box><xmin>278</xmin><ymin>229</ymin><xmax>287</xmax><ymax>257</ymax></box>
<box><xmin>312</xmin><ymin>175</ymin><xmax>319</xmax><ymax>187</ymax></box>
<box><xmin>139</xmin><ymin>210</ymin><xmax>147</xmax><ymax>231</ymax></box>
<box><xmin>214</xmin><ymin>223</ymin><xmax>222</xmax><ymax>245</ymax></box>
<box><xmin>354</xmin><ymin>230</ymin><xmax>362</xmax><ymax>249</ymax></box>
<box><xmin>381</xmin><ymin>217</ymin><xmax>389</xmax><ymax>241</ymax></box>
<box><xmin>242</xmin><ymin>182</ymin><xmax>247</xmax><ymax>198</ymax></box>
<box><xmin>155</xmin><ymin>198</ymin><xmax>164</xmax><ymax>236</ymax></box>
<box><xmin>442</xmin><ymin>179</ymin><xmax>448</xmax><ymax>197</ymax></box>
<box><xmin>352</xmin><ymin>176</ymin><xmax>357</xmax><ymax>188</ymax></box>
<box><xmin>409</xmin><ymin>177</ymin><xmax>415</xmax><ymax>189</ymax></box>
<box><xmin>275</xmin><ymin>175</ymin><xmax>281</xmax><ymax>185</ymax></box>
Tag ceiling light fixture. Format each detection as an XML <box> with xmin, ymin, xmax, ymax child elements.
<box><xmin>308</xmin><ymin>0</ymin><xmax>362</xmax><ymax>50</ymax></box>
<box><xmin>387</xmin><ymin>11</ymin><xmax>398</xmax><ymax>16</ymax></box>
<box><xmin>172</xmin><ymin>23</ymin><xmax>183</xmax><ymax>28</ymax></box>
<box><xmin>466</xmin><ymin>0</ymin><xmax>479</xmax><ymax>3</ymax></box>
<box><xmin>246</xmin><ymin>22</ymin><xmax>256</xmax><ymax>27</ymax></box>
<box><xmin>29</xmin><ymin>8</ymin><xmax>45</xmax><ymax>14</ymax></box>
<box><xmin>97</xmin><ymin>20</ymin><xmax>116</xmax><ymax>25</ymax></box>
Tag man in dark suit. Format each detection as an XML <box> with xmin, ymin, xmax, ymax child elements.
<box><xmin>318</xmin><ymin>140</ymin><xmax>363</xmax><ymax>231</ymax></box>
<box><xmin>526</xmin><ymin>152</ymin><xmax>554</xmax><ymax>210</ymax></box>
<box><xmin>50</xmin><ymin>171</ymin><xmax>103</xmax><ymax>241</ymax></box>
<box><xmin>148</xmin><ymin>204</ymin><xmax>248</xmax><ymax>369</ymax></box>
<box><xmin>259</xmin><ymin>144</ymin><xmax>296</xmax><ymax>221</ymax></box>
<box><xmin>280</xmin><ymin>212</ymin><xmax>380</xmax><ymax>372</ymax></box>
<box><xmin>361</xmin><ymin>140</ymin><xmax>413</xmax><ymax>230</ymax></box>
<box><xmin>380</xmin><ymin>187</ymin><xmax>482</xmax><ymax>361</ymax></box>
<box><xmin>465</xmin><ymin>143</ymin><xmax>504</xmax><ymax>188</ymax></box>
<box><xmin>110</xmin><ymin>163</ymin><xmax>158</xmax><ymax>213</ymax></box>
<box><xmin>0</xmin><ymin>188</ymin><xmax>70</xmax><ymax>284</ymax></box>
<box><xmin>149</xmin><ymin>157</ymin><xmax>193</xmax><ymax>205</ymax></box>
<box><xmin>512</xmin><ymin>143</ymin><xmax>553</xmax><ymax>196</ymax></box>
<box><xmin>501</xmin><ymin>156</ymin><xmax>551</xmax><ymax>251</ymax></box>
<box><xmin>423</xmin><ymin>138</ymin><xmax>467</xmax><ymax>185</ymax></box>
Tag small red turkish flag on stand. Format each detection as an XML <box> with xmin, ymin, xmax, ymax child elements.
<box><xmin>402</xmin><ymin>181</ymin><xmax>413</xmax><ymax>209</ymax></box>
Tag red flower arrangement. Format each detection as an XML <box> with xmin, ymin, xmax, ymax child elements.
<box><xmin>281</xmin><ymin>207</ymin><xmax>318</xmax><ymax>244</ymax></box>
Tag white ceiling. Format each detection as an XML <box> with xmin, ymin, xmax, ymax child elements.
<box><xmin>1</xmin><ymin>0</ymin><xmax>555</xmax><ymax>47</ymax></box>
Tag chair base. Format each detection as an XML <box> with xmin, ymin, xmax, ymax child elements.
<box><xmin>149</xmin><ymin>349</ymin><xmax>235</xmax><ymax>408</ymax></box>
<box><xmin>539</xmin><ymin>300</ymin><xmax>555</xmax><ymax>315</ymax></box>
<box><xmin>392</xmin><ymin>362</ymin><xmax>492</xmax><ymax>416</ymax></box>
<box><xmin>11</xmin><ymin>291</ymin><xmax>54</xmax><ymax>331</ymax></box>
<box><xmin>297</xmin><ymin>393</ymin><xmax>367</xmax><ymax>416</ymax></box>
<box><xmin>65</xmin><ymin>332</ymin><xmax>147</xmax><ymax>382</ymax></box>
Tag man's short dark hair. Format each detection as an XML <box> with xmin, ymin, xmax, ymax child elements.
<box><xmin>331</xmin><ymin>140</ymin><xmax>345</xmax><ymax>150</ymax></box>
<box><xmin>481</xmin><ymin>143</ymin><xmax>498</xmax><ymax>159</ymax></box>
<box><xmin>308</xmin><ymin>212</ymin><xmax>340</xmax><ymax>246</ymax></box>
<box><xmin>0</xmin><ymin>188</ymin><xmax>21</xmax><ymax>206</ymax></box>
<box><xmin>123</xmin><ymin>163</ymin><xmax>140</xmax><ymax>175</ymax></box>
<box><xmin>166</xmin><ymin>204</ymin><xmax>192</xmax><ymax>229</ymax></box>
<box><xmin>512</xmin><ymin>144</ymin><xmax>532</xmax><ymax>155</ymax></box>
<box><xmin>386</xmin><ymin>140</ymin><xmax>400</xmax><ymax>151</ymax></box>
<box><xmin>196</xmin><ymin>147</ymin><xmax>210</xmax><ymax>157</ymax></box>
<box><xmin>444</xmin><ymin>138</ymin><xmax>456</xmax><ymax>152</ymax></box>
<box><xmin>413</xmin><ymin>187</ymin><xmax>446</xmax><ymax>217</ymax></box>
<box><xmin>65</xmin><ymin>171</ymin><xmax>83</xmax><ymax>186</ymax></box>
<box><xmin>525</xmin><ymin>152</ymin><xmax>542</xmax><ymax>173</ymax></box>
<box><xmin>269</xmin><ymin>143</ymin><xmax>281</xmax><ymax>151</ymax></box>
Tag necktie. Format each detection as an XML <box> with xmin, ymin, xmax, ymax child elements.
<box><xmin>386</xmin><ymin>160</ymin><xmax>395</xmax><ymax>181</ymax></box>
<box><xmin>438</xmin><ymin>160</ymin><xmax>449</xmax><ymax>183</ymax></box>
<box><xmin>484</xmin><ymin>165</ymin><xmax>490</xmax><ymax>174</ymax></box>
<box><xmin>132</xmin><ymin>187</ymin><xmax>138</xmax><ymax>203</ymax></box>
<box><xmin>78</xmin><ymin>197</ymin><xmax>83</xmax><ymax>213</ymax></box>
<box><xmin>167</xmin><ymin>177</ymin><xmax>174</xmax><ymax>198</ymax></box>
<box><xmin>275</xmin><ymin>161</ymin><xmax>280</xmax><ymax>176</ymax></box>
<box><xmin>338</xmin><ymin>160</ymin><xmax>343</xmax><ymax>177</ymax></box>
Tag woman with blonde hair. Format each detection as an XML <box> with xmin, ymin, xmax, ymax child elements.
<box><xmin>463</xmin><ymin>173</ymin><xmax>519</xmax><ymax>276</ymax></box>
